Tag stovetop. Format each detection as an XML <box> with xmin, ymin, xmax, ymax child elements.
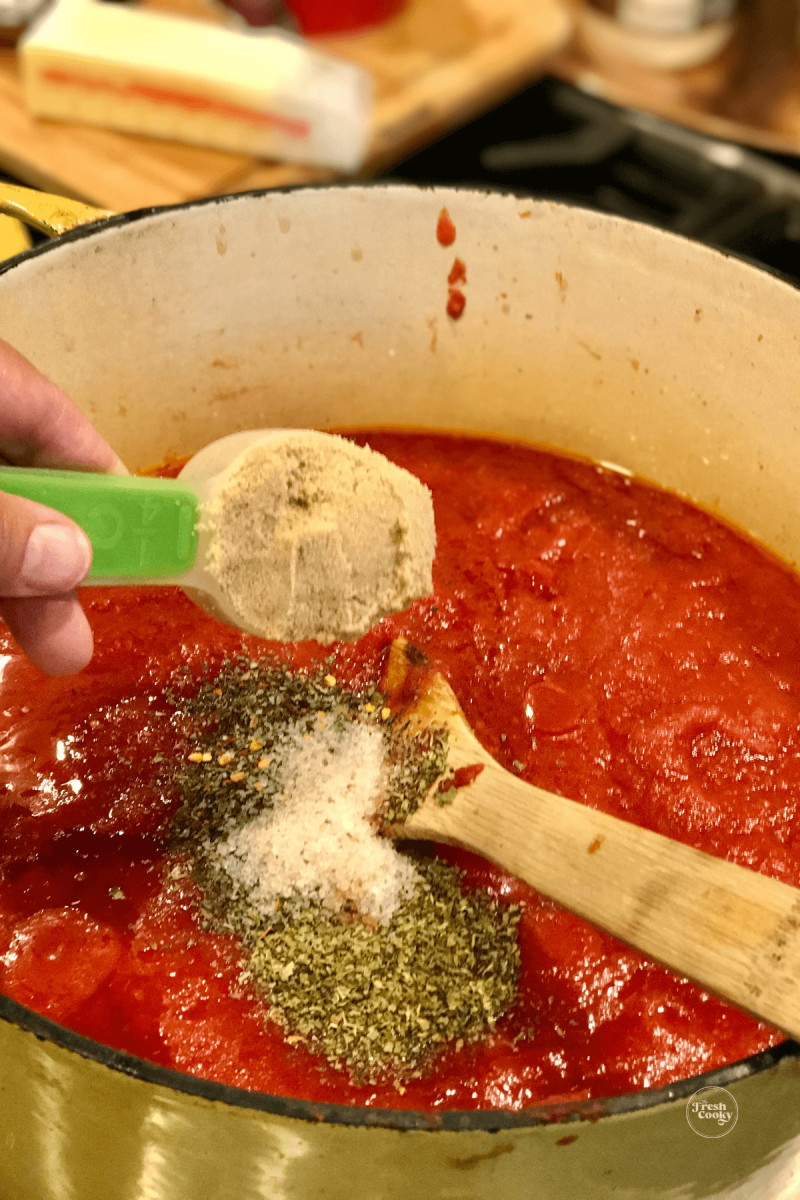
<box><xmin>382</xmin><ymin>77</ymin><xmax>800</xmax><ymax>288</ymax></box>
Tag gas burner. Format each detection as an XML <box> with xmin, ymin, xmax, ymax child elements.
<box><xmin>382</xmin><ymin>78</ymin><xmax>800</xmax><ymax>286</ymax></box>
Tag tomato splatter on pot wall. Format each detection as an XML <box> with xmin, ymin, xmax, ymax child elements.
<box><xmin>437</xmin><ymin>208</ymin><xmax>456</xmax><ymax>246</ymax></box>
<box><xmin>447</xmin><ymin>289</ymin><xmax>466</xmax><ymax>320</ymax></box>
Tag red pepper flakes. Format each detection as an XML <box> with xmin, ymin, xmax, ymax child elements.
<box><xmin>448</xmin><ymin>258</ymin><xmax>466</xmax><ymax>285</ymax></box>
<box><xmin>437</xmin><ymin>208</ymin><xmax>456</xmax><ymax>246</ymax></box>
<box><xmin>446</xmin><ymin>288</ymin><xmax>466</xmax><ymax>320</ymax></box>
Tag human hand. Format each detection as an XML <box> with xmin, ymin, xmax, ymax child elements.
<box><xmin>0</xmin><ymin>337</ymin><xmax>126</xmax><ymax>676</ymax></box>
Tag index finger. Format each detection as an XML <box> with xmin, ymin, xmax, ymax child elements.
<box><xmin>0</xmin><ymin>337</ymin><xmax>127</xmax><ymax>474</ymax></box>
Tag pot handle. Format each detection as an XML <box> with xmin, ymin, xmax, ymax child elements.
<box><xmin>0</xmin><ymin>181</ymin><xmax>114</xmax><ymax>238</ymax></box>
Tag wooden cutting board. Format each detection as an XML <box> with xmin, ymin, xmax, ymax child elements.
<box><xmin>0</xmin><ymin>0</ymin><xmax>571</xmax><ymax>212</ymax></box>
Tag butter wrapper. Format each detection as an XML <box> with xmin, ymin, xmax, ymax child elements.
<box><xmin>21</xmin><ymin>0</ymin><xmax>372</xmax><ymax>172</ymax></box>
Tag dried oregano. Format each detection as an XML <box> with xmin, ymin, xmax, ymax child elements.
<box><xmin>245</xmin><ymin>859</ymin><xmax>520</xmax><ymax>1082</ymax></box>
<box><xmin>166</xmin><ymin>656</ymin><xmax>522</xmax><ymax>1082</ymax></box>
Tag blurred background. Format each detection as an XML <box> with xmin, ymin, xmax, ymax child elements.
<box><xmin>4</xmin><ymin>0</ymin><xmax>800</xmax><ymax>286</ymax></box>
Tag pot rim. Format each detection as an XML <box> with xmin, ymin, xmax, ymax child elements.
<box><xmin>2</xmin><ymin>989</ymin><xmax>795</xmax><ymax>1131</ymax></box>
<box><xmin>2</xmin><ymin>179</ymin><xmax>798</xmax><ymax>291</ymax></box>
<box><xmin>2</xmin><ymin>182</ymin><xmax>798</xmax><ymax>1133</ymax></box>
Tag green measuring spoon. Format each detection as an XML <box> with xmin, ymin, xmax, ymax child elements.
<box><xmin>0</xmin><ymin>467</ymin><xmax>199</xmax><ymax>580</ymax></box>
<box><xmin>0</xmin><ymin>429</ymin><xmax>300</xmax><ymax>634</ymax></box>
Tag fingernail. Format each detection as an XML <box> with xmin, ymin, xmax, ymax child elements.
<box><xmin>21</xmin><ymin>525</ymin><xmax>92</xmax><ymax>593</ymax></box>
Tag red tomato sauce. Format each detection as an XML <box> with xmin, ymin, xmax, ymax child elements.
<box><xmin>0</xmin><ymin>432</ymin><xmax>790</xmax><ymax>1111</ymax></box>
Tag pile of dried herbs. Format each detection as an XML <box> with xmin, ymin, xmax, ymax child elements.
<box><xmin>168</xmin><ymin>657</ymin><xmax>447</xmax><ymax>854</ymax></box>
<box><xmin>247</xmin><ymin>860</ymin><xmax>520</xmax><ymax>1081</ymax></box>
<box><xmin>167</xmin><ymin>656</ymin><xmax>522</xmax><ymax>1083</ymax></box>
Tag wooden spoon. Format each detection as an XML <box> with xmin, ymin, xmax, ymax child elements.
<box><xmin>385</xmin><ymin>638</ymin><xmax>800</xmax><ymax>1040</ymax></box>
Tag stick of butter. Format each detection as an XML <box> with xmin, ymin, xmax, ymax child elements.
<box><xmin>20</xmin><ymin>0</ymin><xmax>372</xmax><ymax>171</ymax></box>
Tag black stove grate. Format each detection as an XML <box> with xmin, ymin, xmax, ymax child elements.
<box><xmin>382</xmin><ymin>78</ymin><xmax>800</xmax><ymax>287</ymax></box>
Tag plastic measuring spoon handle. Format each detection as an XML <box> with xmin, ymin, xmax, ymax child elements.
<box><xmin>0</xmin><ymin>467</ymin><xmax>199</xmax><ymax>579</ymax></box>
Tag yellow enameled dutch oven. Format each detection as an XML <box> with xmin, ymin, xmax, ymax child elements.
<box><xmin>0</xmin><ymin>181</ymin><xmax>799</xmax><ymax>1200</ymax></box>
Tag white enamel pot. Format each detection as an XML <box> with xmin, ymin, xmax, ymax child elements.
<box><xmin>0</xmin><ymin>183</ymin><xmax>799</xmax><ymax>1200</ymax></box>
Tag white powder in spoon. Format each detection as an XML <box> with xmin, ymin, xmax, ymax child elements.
<box><xmin>202</xmin><ymin>432</ymin><xmax>436</xmax><ymax>643</ymax></box>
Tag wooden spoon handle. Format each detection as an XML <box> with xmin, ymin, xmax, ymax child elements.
<box><xmin>404</xmin><ymin>686</ymin><xmax>800</xmax><ymax>1039</ymax></box>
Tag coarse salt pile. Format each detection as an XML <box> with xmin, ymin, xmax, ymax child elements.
<box><xmin>214</xmin><ymin>717</ymin><xmax>420</xmax><ymax>923</ymax></box>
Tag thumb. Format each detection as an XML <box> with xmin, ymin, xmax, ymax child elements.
<box><xmin>0</xmin><ymin>492</ymin><xmax>92</xmax><ymax>597</ymax></box>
